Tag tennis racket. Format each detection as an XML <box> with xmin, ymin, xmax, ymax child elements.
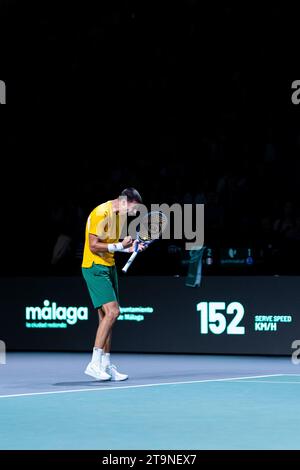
<box><xmin>122</xmin><ymin>211</ymin><xmax>168</xmax><ymax>273</ymax></box>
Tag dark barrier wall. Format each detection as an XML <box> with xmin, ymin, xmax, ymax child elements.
<box><xmin>0</xmin><ymin>276</ymin><xmax>299</xmax><ymax>355</ymax></box>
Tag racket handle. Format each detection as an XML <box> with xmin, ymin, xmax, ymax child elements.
<box><xmin>122</xmin><ymin>251</ymin><xmax>139</xmax><ymax>273</ymax></box>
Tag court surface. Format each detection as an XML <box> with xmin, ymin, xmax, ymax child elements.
<box><xmin>0</xmin><ymin>353</ymin><xmax>300</xmax><ymax>450</ymax></box>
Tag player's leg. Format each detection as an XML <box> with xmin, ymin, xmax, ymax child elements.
<box><xmin>83</xmin><ymin>264</ymin><xmax>127</xmax><ymax>381</ymax></box>
<box><xmin>100</xmin><ymin>264</ymin><xmax>119</xmax><ymax>353</ymax></box>
<box><xmin>90</xmin><ymin>307</ymin><xmax>112</xmax><ymax>371</ymax></box>
<box><xmin>98</xmin><ymin>307</ymin><xmax>112</xmax><ymax>353</ymax></box>
<box><xmin>98</xmin><ymin>307</ymin><xmax>115</xmax><ymax>374</ymax></box>
<box><xmin>83</xmin><ymin>263</ymin><xmax>120</xmax><ymax>380</ymax></box>
<box><xmin>100</xmin><ymin>267</ymin><xmax>128</xmax><ymax>381</ymax></box>
<box><xmin>94</xmin><ymin>300</ymin><xmax>120</xmax><ymax>348</ymax></box>
<box><xmin>85</xmin><ymin>300</ymin><xmax>119</xmax><ymax>381</ymax></box>
<box><xmin>91</xmin><ymin>301</ymin><xmax>127</xmax><ymax>381</ymax></box>
<box><xmin>96</xmin><ymin>305</ymin><xmax>127</xmax><ymax>381</ymax></box>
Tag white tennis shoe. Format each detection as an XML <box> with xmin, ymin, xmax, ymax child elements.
<box><xmin>85</xmin><ymin>361</ymin><xmax>111</xmax><ymax>381</ymax></box>
<box><xmin>106</xmin><ymin>364</ymin><xmax>128</xmax><ymax>381</ymax></box>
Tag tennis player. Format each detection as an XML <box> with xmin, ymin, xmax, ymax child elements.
<box><xmin>82</xmin><ymin>188</ymin><xmax>144</xmax><ymax>381</ymax></box>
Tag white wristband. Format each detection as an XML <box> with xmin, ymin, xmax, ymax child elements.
<box><xmin>108</xmin><ymin>242</ymin><xmax>124</xmax><ymax>253</ymax></box>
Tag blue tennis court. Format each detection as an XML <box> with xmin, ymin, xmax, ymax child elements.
<box><xmin>0</xmin><ymin>353</ymin><xmax>299</xmax><ymax>450</ymax></box>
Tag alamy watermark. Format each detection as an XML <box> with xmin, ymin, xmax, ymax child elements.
<box><xmin>291</xmin><ymin>80</ymin><xmax>300</xmax><ymax>105</ymax></box>
<box><xmin>0</xmin><ymin>81</ymin><xmax>6</xmax><ymax>104</ymax></box>
<box><xmin>89</xmin><ymin>199</ymin><xmax>205</xmax><ymax>250</ymax></box>
<box><xmin>0</xmin><ymin>340</ymin><xmax>6</xmax><ymax>364</ymax></box>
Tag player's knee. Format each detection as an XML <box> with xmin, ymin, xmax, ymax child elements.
<box><xmin>106</xmin><ymin>307</ymin><xmax>120</xmax><ymax>322</ymax></box>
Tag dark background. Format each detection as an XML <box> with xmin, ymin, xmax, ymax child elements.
<box><xmin>0</xmin><ymin>2</ymin><xmax>300</xmax><ymax>278</ymax></box>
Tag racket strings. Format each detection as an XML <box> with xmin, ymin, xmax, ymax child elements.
<box><xmin>139</xmin><ymin>212</ymin><xmax>168</xmax><ymax>242</ymax></box>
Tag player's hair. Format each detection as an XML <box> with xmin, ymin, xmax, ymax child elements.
<box><xmin>120</xmin><ymin>188</ymin><xmax>143</xmax><ymax>204</ymax></box>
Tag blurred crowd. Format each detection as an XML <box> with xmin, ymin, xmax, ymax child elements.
<box><xmin>44</xmin><ymin>129</ymin><xmax>300</xmax><ymax>276</ymax></box>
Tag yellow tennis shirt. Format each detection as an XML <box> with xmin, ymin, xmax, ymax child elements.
<box><xmin>82</xmin><ymin>201</ymin><xmax>122</xmax><ymax>267</ymax></box>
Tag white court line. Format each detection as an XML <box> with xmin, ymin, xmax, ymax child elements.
<box><xmin>230</xmin><ymin>380</ymin><xmax>300</xmax><ymax>385</ymax></box>
<box><xmin>279</xmin><ymin>374</ymin><xmax>300</xmax><ymax>376</ymax></box>
<box><xmin>0</xmin><ymin>374</ymin><xmax>283</xmax><ymax>399</ymax></box>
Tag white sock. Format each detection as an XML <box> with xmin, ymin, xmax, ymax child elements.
<box><xmin>92</xmin><ymin>347</ymin><xmax>103</xmax><ymax>364</ymax></box>
<box><xmin>102</xmin><ymin>353</ymin><xmax>111</xmax><ymax>369</ymax></box>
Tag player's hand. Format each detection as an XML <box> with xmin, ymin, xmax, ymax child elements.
<box><xmin>122</xmin><ymin>236</ymin><xmax>133</xmax><ymax>249</ymax></box>
<box><xmin>129</xmin><ymin>240</ymin><xmax>147</xmax><ymax>253</ymax></box>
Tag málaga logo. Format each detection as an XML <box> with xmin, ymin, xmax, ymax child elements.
<box><xmin>25</xmin><ymin>300</ymin><xmax>89</xmax><ymax>328</ymax></box>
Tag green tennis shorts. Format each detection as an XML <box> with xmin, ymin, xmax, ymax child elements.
<box><xmin>82</xmin><ymin>263</ymin><xmax>119</xmax><ymax>309</ymax></box>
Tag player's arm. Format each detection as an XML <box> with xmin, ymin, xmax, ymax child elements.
<box><xmin>89</xmin><ymin>234</ymin><xmax>133</xmax><ymax>254</ymax></box>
